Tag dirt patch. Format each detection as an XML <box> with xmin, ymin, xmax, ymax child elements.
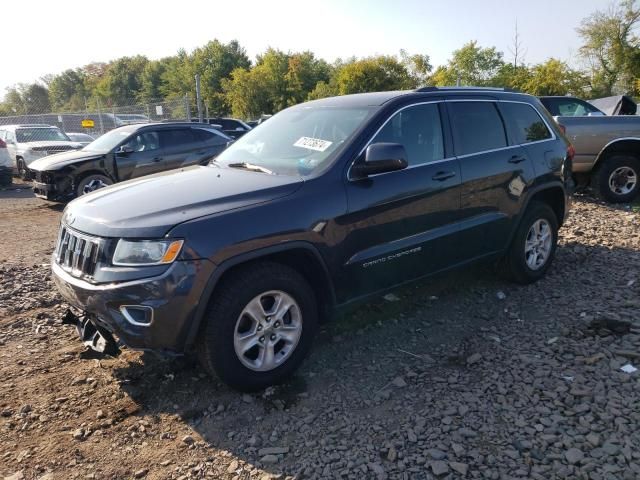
<box><xmin>1</xmin><ymin>191</ymin><xmax>640</xmax><ymax>480</ymax></box>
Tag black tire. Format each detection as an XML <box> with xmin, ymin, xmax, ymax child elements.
<box><xmin>197</xmin><ymin>262</ymin><xmax>318</xmax><ymax>392</ymax></box>
<box><xmin>504</xmin><ymin>201</ymin><xmax>558</xmax><ymax>285</ymax></box>
<box><xmin>591</xmin><ymin>155</ymin><xmax>640</xmax><ymax>203</ymax></box>
<box><xmin>17</xmin><ymin>158</ymin><xmax>27</xmax><ymax>180</ymax></box>
<box><xmin>76</xmin><ymin>174</ymin><xmax>113</xmax><ymax>197</ymax></box>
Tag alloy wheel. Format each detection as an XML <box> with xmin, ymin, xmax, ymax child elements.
<box><xmin>524</xmin><ymin>219</ymin><xmax>552</xmax><ymax>270</ymax></box>
<box><xmin>233</xmin><ymin>290</ymin><xmax>303</xmax><ymax>372</ymax></box>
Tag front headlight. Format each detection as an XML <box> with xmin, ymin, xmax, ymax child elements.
<box><xmin>112</xmin><ymin>239</ymin><xmax>184</xmax><ymax>266</ymax></box>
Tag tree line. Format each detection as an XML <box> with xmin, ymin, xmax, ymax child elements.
<box><xmin>1</xmin><ymin>0</ymin><xmax>639</xmax><ymax>120</ymax></box>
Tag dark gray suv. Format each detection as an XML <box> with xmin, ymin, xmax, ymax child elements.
<box><xmin>53</xmin><ymin>87</ymin><xmax>573</xmax><ymax>391</ymax></box>
<box><xmin>28</xmin><ymin>122</ymin><xmax>231</xmax><ymax>201</ymax></box>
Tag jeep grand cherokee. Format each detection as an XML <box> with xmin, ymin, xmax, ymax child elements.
<box><xmin>52</xmin><ymin>87</ymin><xmax>573</xmax><ymax>391</ymax></box>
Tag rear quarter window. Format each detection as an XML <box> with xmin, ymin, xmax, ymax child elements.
<box><xmin>160</xmin><ymin>129</ymin><xmax>197</xmax><ymax>148</ymax></box>
<box><xmin>448</xmin><ymin>102</ymin><xmax>507</xmax><ymax>156</ymax></box>
<box><xmin>498</xmin><ymin>102</ymin><xmax>552</xmax><ymax>144</ymax></box>
<box><xmin>192</xmin><ymin>128</ymin><xmax>228</xmax><ymax>144</ymax></box>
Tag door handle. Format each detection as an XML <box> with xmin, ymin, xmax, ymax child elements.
<box><xmin>508</xmin><ymin>155</ymin><xmax>526</xmax><ymax>164</ymax></box>
<box><xmin>152</xmin><ymin>156</ymin><xmax>163</xmax><ymax>162</ymax></box>
<box><xmin>431</xmin><ymin>171</ymin><xmax>456</xmax><ymax>181</ymax></box>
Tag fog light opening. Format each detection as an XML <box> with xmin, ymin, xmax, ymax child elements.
<box><xmin>120</xmin><ymin>306</ymin><xmax>154</xmax><ymax>326</ymax></box>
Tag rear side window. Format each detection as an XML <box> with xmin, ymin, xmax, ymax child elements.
<box><xmin>192</xmin><ymin>128</ymin><xmax>227</xmax><ymax>144</ymax></box>
<box><xmin>499</xmin><ymin>103</ymin><xmax>552</xmax><ymax>144</ymax></box>
<box><xmin>160</xmin><ymin>129</ymin><xmax>196</xmax><ymax>148</ymax></box>
<box><xmin>448</xmin><ymin>102</ymin><xmax>507</xmax><ymax>156</ymax></box>
<box><xmin>371</xmin><ymin>103</ymin><xmax>444</xmax><ymax>166</ymax></box>
<box><xmin>221</xmin><ymin>119</ymin><xmax>243</xmax><ymax>130</ymax></box>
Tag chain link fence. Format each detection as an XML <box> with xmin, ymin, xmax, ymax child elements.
<box><xmin>0</xmin><ymin>96</ymin><xmax>192</xmax><ymax>137</ymax></box>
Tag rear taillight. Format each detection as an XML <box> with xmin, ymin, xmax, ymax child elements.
<box><xmin>557</xmin><ymin>123</ymin><xmax>566</xmax><ymax>135</ymax></box>
<box><xmin>567</xmin><ymin>144</ymin><xmax>575</xmax><ymax>161</ymax></box>
<box><xmin>0</xmin><ymin>139</ymin><xmax>6</xmax><ymax>148</ymax></box>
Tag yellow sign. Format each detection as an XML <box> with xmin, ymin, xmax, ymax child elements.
<box><xmin>81</xmin><ymin>119</ymin><xmax>95</xmax><ymax>128</ymax></box>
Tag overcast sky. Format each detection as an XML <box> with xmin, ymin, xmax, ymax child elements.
<box><xmin>0</xmin><ymin>0</ymin><xmax>609</xmax><ymax>94</ymax></box>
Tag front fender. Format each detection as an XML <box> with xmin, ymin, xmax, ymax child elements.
<box><xmin>183</xmin><ymin>241</ymin><xmax>334</xmax><ymax>349</ymax></box>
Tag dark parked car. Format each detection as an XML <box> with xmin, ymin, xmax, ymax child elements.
<box><xmin>28</xmin><ymin>122</ymin><xmax>231</xmax><ymax>200</ymax></box>
<box><xmin>205</xmin><ymin>117</ymin><xmax>252</xmax><ymax>139</ymax></box>
<box><xmin>53</xmin><ymin>87</ymin><xmax>573</xmax><ymax>391</ymax></box>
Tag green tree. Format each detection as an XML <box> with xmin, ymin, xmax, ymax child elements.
<box><xmin>332</xmin><ymin>56</ymin><xmax>415</xmax><ymax>95</ymax></box>
<box><xmin>224</xmin><ymin>49</ymin><xmax>332</xmax><ymax>118</ymax></box>
<box><xmin>160</xmin><ymin>50</ymin><xmax>194</xmax><ymax>101</ymax></box>
<box><xmin>522</xmin><ymin>59</ymin><xmax>589</xmax><ymax>96</ymax></box>
<box><xmin>222</xmin><ymin>67</ymin><xmax>273</xmax><ymax>119</ymax></box>
<box><xmin>2</xmin><ymin>84</ymin><xmax>50</xmax><ymax>114</ymax></box>
<box><xmin>431</xmin><ymin>41</ymin><xmax>504</xmax><ymax>86</ymax></box>
<box><xmin>138</xmin><ymin>59</ymin><xmax>170</xmax><ymax>102</ymax></box>
<box><xmin>400</xmin><ymin>50</ymin><xmax>433</xmax><ymax>86</ymax></box>
<box><xmin>94</xmin><ymin>56</ymin><xmax>149</xmax><ymax>105</ymax></box>
<box><xmin>307</xmin><ymin>80</ymin><xmax>336</xmax><ymax>100</ymax></box>
<box><xmin>492</xmin><ymin>63</ymin><xmax>533</xmax><ymax>90</ymax></box>
<box><xmin>48</xmin><ymin>69</ymin><xmax>87</xmax><ymax>111</ymax></box>
<box><xmin>191</xmin><ymin>40</ymin><xmax>251</xmax><ymax>114</ymax></box>
<box><xmin>578</xmin><ymin>0</ymin><xmax>640</xmax><ymax>95</ymax></box>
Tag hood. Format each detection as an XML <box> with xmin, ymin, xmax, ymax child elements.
<box><xmin>28</xmin><ymin>149</ymin><xmax>103</xmax><ymax>170</ymax></box>
<box><xmin>63</xmin><ymin>165</ymin><xmax>304</xmax><ymax>238</ymax></box>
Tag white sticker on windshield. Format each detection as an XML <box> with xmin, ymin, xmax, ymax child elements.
<box><xmin>294</xmin><ymin>136</ymin><xmax>333</xmax><ymax>152</ymax></box>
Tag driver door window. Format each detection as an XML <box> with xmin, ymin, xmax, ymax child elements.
<box><xmin>371</xmin><ymin>103</ymin><xmax>444</xmax><ymax>166</ymax></box>
<box><xmin>122</xmin><ymin>131</ymin><xmax>160</xmax><ymax>152</ymax></box>
<box><xmin>116</xmin><ymin>131</ymin><xmax>162</xmax><ymax>180</ymax></box>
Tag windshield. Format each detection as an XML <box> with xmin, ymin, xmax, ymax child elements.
<box><xmin>16</xmin><ymin>128</ymin><xmax>70</xmax><ymax>143</ymax></box>
<box><xmin>214</xmin><ymin>106</ymin><xmax>374</xmax><ymax>176</ymax></box>
<box><xmin>544</xmin><ymin>98</ymin><xmax>603</xmax><ymax>117</ymax></box>
<box><xmin>83</xmin><ymin>128</ymin><xmax>132</xmax><ymax>152</ymax></box>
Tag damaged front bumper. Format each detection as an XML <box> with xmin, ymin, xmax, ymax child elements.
<box><xmin>52</xmin><ymin>258</ymin><xmax>216</xmax><ymax>355</ymax></box>
<box><xmin>62</xmin><ymin>309</ymin><xmax>120</xmax><ymax>356</ymax></box>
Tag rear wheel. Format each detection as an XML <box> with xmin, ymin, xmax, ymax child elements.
<box><xmin>76</xmin><ymin>174</ymin><xmax>113</xmax><ymax>197</ymax></box>
<box><xmin>197</xmin><ymin>262</ymin><xmax>318</xmax><ymax>392</ymax></box>
<box><xmin>504</xmin><ymin>202</ymin><xmax>558</xmax><ymax>284</ymax></box>
<box><xmin>16</xmin><ymin>158</ymin><xmax>27</xmax><ymax>179</ymax></box>
<box><xmin>592</xmin><ymin>155</ymin><xmax>640</xmax><ymax>203</ymax></box>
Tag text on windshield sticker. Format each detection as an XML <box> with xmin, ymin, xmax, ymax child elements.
<box><xmin>293</xmin><ymin>137</ymin><xmax>333</xmax><ymax>152</ymax></box>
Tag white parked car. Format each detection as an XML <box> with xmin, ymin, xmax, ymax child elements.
<box><xmin>0</xmin><ymin>124</ymin><xmax>82</xmax><ymax>178</ymax></box>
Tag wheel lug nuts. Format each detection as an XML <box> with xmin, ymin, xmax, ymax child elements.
<box><xmin>274</xmin><ymin>321</ymin><xmax>280</xmax><ymax>328</ymax></box>
<box><xmin>259</xmin><ymin>336</ymin><xmax>265</xmax><ymax>342</ymax></box>
<box><xmin>257</xmin><ymin>325</ymin><xmax>262</xmax><ymax>331</ymax></box>
<box><xmin>270</xmin><ymin>334</ymin><xmax>276</xmax><ymax>341</ymax></box>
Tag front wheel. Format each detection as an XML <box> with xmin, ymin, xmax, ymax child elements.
<box><xmin>504</xmin><ymin>202</ymin><xmax>558</xmax><ymax>284</ymax></box>
<box><xmin>197</xmin><ymin>262</ymin><xmax>317</xmax><ymax>392</ymax></box>
<box><xmin>592</xmin><ymin>155</ymin><xmax>640</xmax><ymax>203</ymax></box>
<box><xmin>76</xmin><ymin>174</ymin><xmax>113</xmax><ymax>197</ymax></box>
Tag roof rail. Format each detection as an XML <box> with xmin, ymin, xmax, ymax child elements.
<box><xmin>415</xmin><ymin>86</ymin><xmax>518</xmax><ymax>93</ymax></box>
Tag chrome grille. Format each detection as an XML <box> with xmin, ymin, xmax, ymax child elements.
<box><xmin>55</xmin><ymin>226</ymin><xmax>103</xmax><ymax>279</ymax></box>
<box><xmin>32</xmin><ymin>145</ymin><xmax>76</xmax><ymax>152</ymax></box>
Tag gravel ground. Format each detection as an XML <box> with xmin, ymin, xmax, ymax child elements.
<box><xmin>1</xmin><ymin>186</ymin><xmax>639</xmax><ymax>480</ymax></box>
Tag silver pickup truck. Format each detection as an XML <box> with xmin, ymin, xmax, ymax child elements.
<box><xmin>540</xmin><ymin>96</ymin><xmax>640</xmax><ymax>203</ymax></box>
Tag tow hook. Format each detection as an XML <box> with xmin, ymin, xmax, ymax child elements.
<box><xmin>62</xmin><ymin>309</ymin><xmax>120</xmax><ymax>356</ymax></box>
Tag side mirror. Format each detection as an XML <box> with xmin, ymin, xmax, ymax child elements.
<box><xmin>351</xmin><ymin>143</ymin><xmax>408</xmax><ymax>178</ymax></box>
<box><xmin>116</xmin><ymin>145</ymin><xmax>134</xmax><ymax>155</ymax></box>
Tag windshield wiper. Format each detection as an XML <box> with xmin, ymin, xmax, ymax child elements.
<box><xmin>228</xmin><ymin>162</ymin><xmax>274</xmax><ymax>175</ymax></box>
